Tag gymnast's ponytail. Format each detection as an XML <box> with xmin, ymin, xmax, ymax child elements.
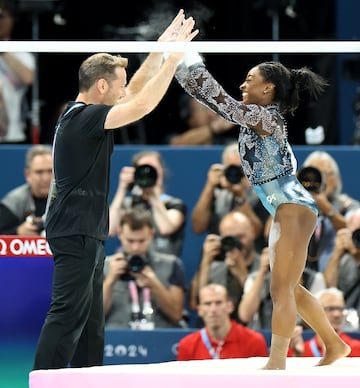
<box><xmin>258</xmin><ymin>61</ymin><xmax>328</xmax><ymax>115</ymax></box>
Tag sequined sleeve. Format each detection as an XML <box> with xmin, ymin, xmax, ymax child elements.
<box><xmin>175</xmin><ymin>63</ymin><xmax>278</xmax><ymax>135</ymax></box>
<box><xmin>176</xmin><ymin>63</ymin><xmax>294</xmax><ymax>186</ymax></box>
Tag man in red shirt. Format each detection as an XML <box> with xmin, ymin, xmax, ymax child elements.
<box><xmin>177</xmin><ymin>283</ymin><xmax>268</xmax><ymax>360</ymax></box>
<box><xmin>289</xmin><ymin>287</ymin><xmax>360</xmax><ymax>357</ymax></box>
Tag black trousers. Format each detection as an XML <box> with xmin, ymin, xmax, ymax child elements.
<box><xmin>33</xmin><ymin>235</ymin><xmax>105</xmax><ymax>369</ymax></box>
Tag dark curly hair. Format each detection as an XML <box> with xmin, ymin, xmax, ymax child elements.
<box><xmin>257</xmin><ymin>61</ymin><xmax>329</xmax><ymax>115</ymax></box>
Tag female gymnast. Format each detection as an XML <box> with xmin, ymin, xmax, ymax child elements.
<box><xmin>175</xmin><ymin>54</ymin><xmax>350</xmax><ymax>369</ymax></box>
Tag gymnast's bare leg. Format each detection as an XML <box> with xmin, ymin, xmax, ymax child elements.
<box><xmin>295</xmin><ymin>284</ymin><xmax>350</xmax><ymax>366</ymax></box>
<box><xmin>262</xmin><ymin>203</ymin><xmax>349</xmax><ymax>370</ymax></box>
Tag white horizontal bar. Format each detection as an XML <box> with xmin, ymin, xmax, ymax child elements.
<box><xmin>0</xmin><ymin>40</ymin><xmax>359</xmax><ymax>53</ymax></box>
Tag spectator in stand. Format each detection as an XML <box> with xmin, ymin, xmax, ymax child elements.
<box><xmin>177</xmin><ymin>283</ymin><xmax>267</xmax><ymax>360</ymax></box>
<box><xmin>103</xmin><ymin>207</ymin><xmax>186</xmax><ymax>329</ymax></box>
<box><xmin>167</xmin><ymin>93</ymin><xmax>236</xmax><ymax>145</ymax></box>
<box><xmin>0</xmin><ymin>145</ymin><xmax>52</xmax><ymax>235</ymax></box>
<box><xmin>238</xmin><ymin>246</ymin><xmax>326</xmax><ymax>330</ymax></box>
<box><xmin>108</xmin><ymin>150</ymin><xmax>186</xmax><ymax>257</ymax></box>
<box><xmin>301</xmin><ymin>151</ymin><xmax>360</xmax><ymax>272</ymax></box>
<box><xmin>188</xmin><ymin>211</ymin><xmax>260</xmax><ymax>322</ymax></box>
<box><xmin>323</xmin><ymin>208</ymin><xmax>360</xmax><ymax>316</ymax></box>
<box><xmin>289</xmin><ymin>288</ymin><xmax>360</xmax><ymax>357</ymax></box>
<box><xmin>0</xmin><ymin>0</ymin><xmax>35</xmax><ymax>143</ymax></box>
<box><xmin>303</xmin><ymin>151</ymin><xmax>360</xmax><ymax>225</ymax></box>
<box><xmin>191</xmin><ymin>141</ymin><xmax>268</xmax><ymax>252</ymax></box>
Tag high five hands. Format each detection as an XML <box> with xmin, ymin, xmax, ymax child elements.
<box><xmin>158</xmin><ymin>9</ymin><xmax>199</xmax><ymax>43</ymax></box>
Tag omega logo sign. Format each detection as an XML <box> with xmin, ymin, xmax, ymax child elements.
<box><xmin>0</xmin><ymin>236</ymin><xmax>52</xmax><ymax>257</ymax></box>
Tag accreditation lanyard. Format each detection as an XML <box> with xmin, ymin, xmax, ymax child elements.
<box><xmin>309</xmin><ymin>338</ymin><xmax>322</xmax><ymax>357</ymax></box>
<box><xmin>128</xmin><ymin>280</ymin><xmax>152</xmax><ymax>314</ymax></box>
<box><xmin>200</xmin><ymin>328</ymin><xmax>224</xmax><ymax>359</ymax></box>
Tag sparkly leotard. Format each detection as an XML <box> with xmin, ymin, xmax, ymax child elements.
<box><xmin>176</xmin><ymin>63</ymin><xmax>318</xmax><ymax>217</ymax></box>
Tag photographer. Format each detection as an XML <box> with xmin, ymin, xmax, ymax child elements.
<box><xmin>295</xmin><ymin>164</ymin><xmax>337</xmax><ymax>272</ymax></box>
<box><xmin>302</xmin><ymin>151</ymin><xmax>360</xmax><ymax>230</ymax></box>
<box><xmin>0</xmin><ymin>145</ymin><xmax>52</xmax><ymax>235</ymax></box>
<box><xmin>108</xmin><ymin>150</ymin><xmax>186</xmax><ymax>257</ymax></box>
<box><xmin>296</xmin><ymin>152</ymin><xmax>360</xmax><ymax>272</ymax></box>
<box><xmin>103</xmin><ymin>207</ymin><xmax>186</xmax><ymax>329</ymax></box>
<box><xmin>188</xmin><ymin>211</ymin><xmax>260</xmax><ymax>322</ymax></box>
<box><xmin>191</xmin><ymin>142</ymin><xmax>268</xmax><ymax>253</ymax></box>
<box><xmin>323</xmin><ymin>208</ymin><xmax>360</xmax><ymax>315</ymax></box>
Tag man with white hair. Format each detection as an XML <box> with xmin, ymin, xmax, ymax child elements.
<box><xmin>302</xmin><ymin>150</ymin><xmax>360</xmax><ymax>227</ymax></box>
<box><xmin>289</xmin><ymin>287</ymin><xmax>360</xmax><ymax>357</ymax></box>
<box><xmin>301</xmin><ymin>151</ymin><xmax>360</xmax><ymax>272</ymax></box>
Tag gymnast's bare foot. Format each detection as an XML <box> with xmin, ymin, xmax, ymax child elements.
<box><xmin>316</xmin><ymin>340</ymin><xmax>351</xmax><ymax>366</ymax></box>
<box><xmin>259</xmin><ymin>357</ymin><xmax>286</xmax><ymax>370</ymax></box>
<box><xmin>259</xmin><ymin>362</ymin><xmax>285</xmax><ymax>370</ymax></box>
<box><xmin>259</xmin><ymin>334</ymin><xmax>289</xmax><ymax>370</ymax></box>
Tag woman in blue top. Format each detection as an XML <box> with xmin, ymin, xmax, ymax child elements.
<box><xmin>175</xmin><ymin>53</ymin><xmax>350</xmax><ymax>369</ymax></box>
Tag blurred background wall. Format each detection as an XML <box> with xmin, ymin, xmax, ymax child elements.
<box><xmin>10</xmin><ymin>0</ymin><xmax>360</xmax><ymax>146</ymax></box>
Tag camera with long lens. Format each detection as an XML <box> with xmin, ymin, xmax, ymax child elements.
<box><xmin>120</xmin><ymin>254</ymin><xmax>149</xmax><ymax>281</ymax></box>
<box><xmin>134</xmin><ymin>164</ymin><xmax>157</xmax><ymax>188</ymax></box>
<box><xmin>215</xmin><ymin>235</ymin><xmax>243</xmax><ymax>261</ymax></box>
<box><xmin>224</xmin><ymin>164</ymin><xmax>245</xmax><ymax>184</ymax></box>
<box><xmin>297</xmin><ymin>166</ymin><xmax>324</xmax><ymax>194</ymax></box>
<box><xmin>352</xmin><ymin>229</ymin><xmax>360</xmax><ymax>249</ymax></box>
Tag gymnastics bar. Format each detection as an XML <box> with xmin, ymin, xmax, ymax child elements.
<box><xmin>1</xmin><ymin>40</ymin><xmax>360</xmax><ymax>53</ymax></box>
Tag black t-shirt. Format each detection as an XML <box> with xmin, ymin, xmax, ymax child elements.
<box><xmin>45</xmin><ymin>102</ymin><xmax>113</xmax><ymax>241</ymax></box>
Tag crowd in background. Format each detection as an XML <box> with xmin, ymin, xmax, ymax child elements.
<box><xmin>1</xmin><ymin>142</ymin><xmax>360</xmax><ymax>361</ymax></box>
